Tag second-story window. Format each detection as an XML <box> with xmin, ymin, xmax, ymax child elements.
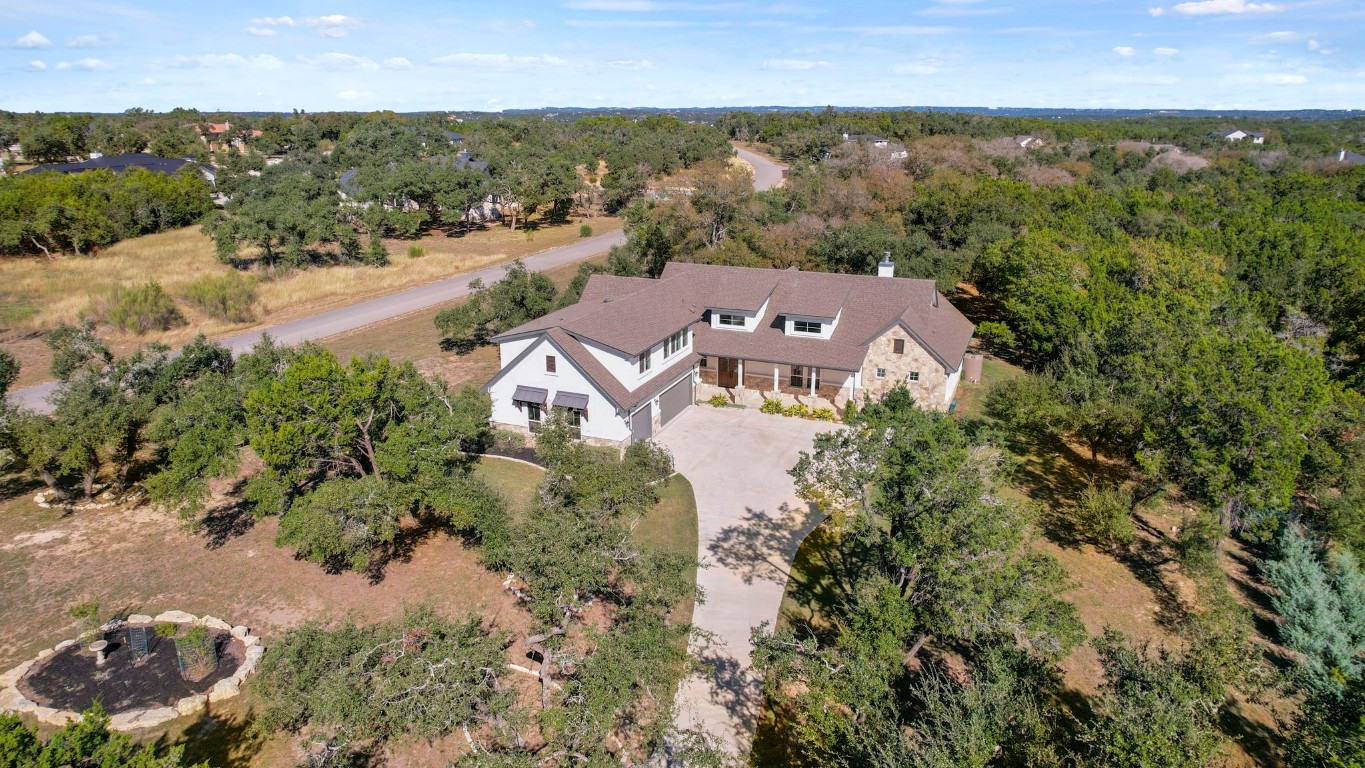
<box><xmin>638</xmin><ymin>350</ymin><xmax>652</xmax><ymax>373</ymax></box>
<box><xmin>794</xmin><ymin>320</ymin><xmax>823</xmax><ymax>334</ymax></box>
<box><xmin>664</xmin><ymin>329</ymin><xmax>686</xmax><ymax>357</ymax></box>
<box><xmin>717</xmin><ymin>313</ymin><xmax>744</xmax><ymax>328</ymax></box>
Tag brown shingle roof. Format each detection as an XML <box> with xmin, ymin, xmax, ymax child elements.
<box><xmin>494</xmin><ymin>262</ymin><xmax>975</xmax><ymax>387</ymax></box>
<box><xmin>547</xmin><ymin>329</ymin><xmax>700</xmax><ymax>412</ymax></box>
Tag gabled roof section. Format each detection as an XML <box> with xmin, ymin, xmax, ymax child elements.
<box><xmin>661</xmin><ymin>263</ymin><xmax>779</xmax><ymax>311</ymax></box>
<box><xmin>25</xmin><ymin>153</ymin><xmax>203</xmax><ymax>177</ymax></box>
<box><xmin>578</xmin><ymin>274</ymin><xmax>656</xmax><ymax>304</ymax></box>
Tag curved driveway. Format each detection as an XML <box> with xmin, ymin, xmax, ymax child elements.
<box><xmin>734</xmin><ymin>145</ymin><xmax>786</xmax><ymax>192</ymax></box>
<box><xmin>656</xmin><ymin>406</ymin><xmax>837</xmax><ymax>753</ymax></box>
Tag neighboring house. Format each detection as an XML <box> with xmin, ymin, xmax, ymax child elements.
<box><xmin>484</xmin><ymin>259</ymin><xmax>975</xmax><ymax>447</ymax></box>
<box><xmin>1327</xmin><ymin>149</ymin><xmax>1365</xmax><ymax>166</ymax></box>
<box><xmin>1015</xmin><ymin>135</ymin><xmax>1045</xmax><ymax>149</ymax></box>
<box><xmin>844</xmin><ymin>132</ymin><xmax>890</xmax><ymax>148</ymax></box>
<box><xmin>23</xmin><ymin>153</ymin><xmax>216</xmax><ymax>185</ymax></box>
<box><xmin>1214</xmin><ymin>128</ymin><xmax>1265</xmax><ymax>144</ymax></box>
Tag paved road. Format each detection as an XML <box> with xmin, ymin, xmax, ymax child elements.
<box><xmin>733</xmin><ymin>145</ymin><xmax>786</xmax><ymax>192</ymax></box>
<box><xmin>11</xmin><ymin>229</ymin><xmax>626</xmax><ymax>411</ymax></box>
<box><xmin>12</xmin><ymin>144</ymin><xmax>784</xmax><ymax>414</ymax></box>
<box><xmin>656</xmin><ymin>406</ymin><xmax>838</xmax><ymax>753</ymax></box>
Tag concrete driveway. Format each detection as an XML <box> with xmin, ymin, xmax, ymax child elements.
<box><xmin>655</xmin><ymin>405</ymin><xmax>839</xmax><ymax>753</ymax></box>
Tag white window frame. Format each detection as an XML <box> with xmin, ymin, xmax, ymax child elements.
<box><xmin>717</xmin><ymin>313</ymin><xmax>744</xmax><ymax>328</ymax></box>
<box><xmin>908</xmin><ymin>371</ymin><xmax>920</xmax><ymax>382</ymax></box>
<box><xmin>875</xmin><ymin>368</ymin><xmax>887</xmax><ymax>379</ymax></box>
<box><xmin>793</xmin><ymin>319</ymin><xmax>823</xmax><ymax>335</ymax></box>
<box><xmin>664</xmin><ymin>329</ymin><xmax>687</xmax><ymax>358</ymax></box>
<box><xmin>638</xmin><ymin>350</ymin><xmax>653</xmax><ymax>373</ymax></box>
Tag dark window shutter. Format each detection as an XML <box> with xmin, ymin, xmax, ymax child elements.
<box><xmin>546</xmin><ymin>355</ymin><xmax>556</xmax><ymax>372</ymax></box>
<box><xmin>893</xmin><ymin>339</ymin><xmax>905</xmax><ymax>354</ymax></box>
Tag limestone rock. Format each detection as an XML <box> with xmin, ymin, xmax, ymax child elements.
<box><xmin>0</xmin><ymin>661</ymin><xmax>33</xmax><ymax>688</ymax></box>
<box><xmin>35</xmin><ymin>706</ymin><xmax>78</xmax><ymax>726</ymax></box>
<box><xmin>229</xmin><ymin>625</ymin><xmax>249</xmax><ymax>639</ymax></box>
<box><xmin>153</xmin><ymin>610</ymin><xmax>196</xmax><ymax>624</ymax></box>
<box><xmin>109</xmin><ymin>707</ymin><xmax>178</xmax><ymax>731</ymax></box>
<box><xmin>242</xmin><ymin>634</ymin><xmax>260</xmax><ymax>648</ymax></box>
<box><xmin>174</xmin><ymin>694</ymin><xmax>207</xmax><ymax>717</ymax></box>
<box><xmin>207</xmin><ymin>676</ymin><xmax>240</xmax><ymax>703</ymax></box>
<box><xmin>127</xmin><ymin>614</ymin><xmax>153</xmax><ymax>624</ymax></box>
<box><xmin>201</xmin><ymin>616</ymin><xmax>231</xmax><ymax>631</ymax></box>
<box><xmin>234</xmin><ymin>645</ymin><xmax>266</xmax><ymax>680</ymax></box>
<box><xmin>35</xmin><ymin>649</ymin><xmax>53</xmax><ymax>661</ymax></box>
<box><xmin>53</xmin><ymin>639</ymin><xmax>76</xmax><ymax>652</ymax></box>
<box><xmin>0</xmin><ymin>687</ymin><xmax>35</xmax><ymax>712</ymax></box>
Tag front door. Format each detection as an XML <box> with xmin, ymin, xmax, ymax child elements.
<box><xmin>717</xmin><ymin>357</ymin><xmax>739</xmax><ymax>388</ymax></box>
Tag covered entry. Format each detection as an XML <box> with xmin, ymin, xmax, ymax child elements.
<box><xmin>659</xmin><ymin>375</ymin><xmax>694</xmax><ymax>426</ymax></box>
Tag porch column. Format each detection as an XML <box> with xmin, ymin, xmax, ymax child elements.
<box><xmin>738</xmin><ymin>359</ymin><xmax>744</xmax><ymax>388</ymax></box>
<box><xmin>810</xmin><ymin>367</ymin><xmax>817</xmax><ymax>397</ymax></box>
<box><xmin>773</xmin><ymin>365</ymin><xmax>779</xmax><ymax>392</ymax></box>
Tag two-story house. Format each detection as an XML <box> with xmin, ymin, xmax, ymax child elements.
<box><xmin>484</xmin><ymin>259</ymin><xmax>975</xmax><ymax>446</ymax></box>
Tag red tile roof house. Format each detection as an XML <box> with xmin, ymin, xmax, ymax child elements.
<box><xmin>484</xmin><ymin>258</ymin><xmax>975</xmax><ymax>447</ymax></box>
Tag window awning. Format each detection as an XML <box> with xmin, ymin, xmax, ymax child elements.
<box><xmin>552</xmin><ymin>391</ymin><xmax>590</xmax><ymax>410</ymax></box>
<box><xmin>512</xmin><ymin>385</ymin><xmax>548</xmax><ymax>405</ymax></box>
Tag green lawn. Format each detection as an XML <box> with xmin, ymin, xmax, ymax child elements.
<box><xmin>634</xmin><ymin>475</ymin><xmax>700</xmax><ymax>628</ymax></box>
<box><xmin>951</xmin><ymin>355</ymin><xmax>1025</xmax><ymax>421</ymax></box>
<box><xmin>472</xmin><ymin>455</ymin><xmax>545</xmax><ymax>509</ymax></box>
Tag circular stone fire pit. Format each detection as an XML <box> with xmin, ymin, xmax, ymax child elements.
<box><xmin>0</xmin><ymin>611</ymin><xmax>264</xmax><ymax>731</ymax></box>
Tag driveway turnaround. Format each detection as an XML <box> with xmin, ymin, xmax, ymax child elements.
<box><xmin>655</xmin><ymin>405</ymin><xmax>838</xmax><ymax>753</ymax></box>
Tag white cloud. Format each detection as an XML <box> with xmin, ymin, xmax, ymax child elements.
<box><xmin>1148</xmin><ymin>6</ymin><xmax>1165</xmax><ymax>15</ymax></box>
<box><xmin>1262</xmin><ymin>73</ymin><xmax>1306</xmax><ymax>83</ymax></box>
<box><xmin>607</xmin><ymin>59</ymin><xmax>655</xmax><ymax>69</ymax></box>
<box><xmin>762</xmin><ymin>58</ymin><xmax>830</xmax><ymax>70</ymax></box>
<box><xmin>249</xmin><ymin>16</ymin><xmax>296</xmax><ymax>26</ymax></box>
<box><xmin>15</xmin><ymin>31</ymin><xmax>51</xmax><ymax>49</ymax></box>
<box><xmin>300</xmin><ymin>52</ymin><xmax>379</xmax><ymax>70</ymax></box>
<box><xmin>336</xmin><ymin>89</ymin><xmax>372</xmax><ymax>100</ymax></box>
<box><xmin>430</xmin><ymin>52</ymin><xmax>567</xmax><ymax>69</ymax></box>
<box><xmin>65</xmin><ymin>34</ymin><xmax>107</xmax><ymax>48</ymax></box>
<box><xmin>27</xmin><ymin>60</ymin><xmax>46</xmax><ymax>71</ymax></box>
<box><xmin>383</xmin><ymin>57</ymin><xmax>413</xmax><ymax>69</ymax></box>
<box><xmin>1113</xmin><ymin>45</ymin><xmax>1135</xmax><ymax>56</ymax></box>
<box><xmin>1167</xmin><ymin>0</ymin><xmax>1281</xmax><ymax>16</ymax></box>
<box><xmin>303</xmin><ymin>15</ymin><xmax>364</xmax><ymax>37</ymax></box>
<box><xmin>1251</xmin><ymin>30</ymin><xmax>1306</xmax><ymax>42</ymax></box>
<box><xmin>1306</xmin><ymin>38</ymin><xmax>1320</xmax><ymax>51</ymax></box>
<box><xmin>848</xmin><ymin>25</ymin><xmax>955</xmax><ymax>35</ymax></box>
<box><xmin>163</xmin><ymin>53</ymin><xmax>284</xmax><ymax>69</ymax></box>
<box><xmin>53</xmin><ymin>58</ymin><xmax>111</xmax><ymax>71</ymax></box>
<box><xmin>1154</xmin><ymin>46</ymin><xmax>1179</xmax><ymax>55</ymax></box>
<box><xmin>245</xmin><ymin>27</ymin><xmax>277</xmax><ymax>36</ymax></box>
<box><xmin>892</xmin><ymin>61</ymin><xmax>940</xmax><ymax>74</ymax></box>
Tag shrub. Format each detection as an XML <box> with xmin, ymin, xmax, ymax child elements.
<box><xmin>579</xmin><ymin>224</ymin><xmax>593</xmax><ymax>238</ymax></box>
<box><xmin>1174</xmin><ymin>512</ymin><xmax>1223</xmax><ymax>578</ymax></box>
<box><xmin>155</xmin><ymin>622</ymin><xmax>179</xmax><ymax>638</ymax></box>
<box><xmin>783</xmin><ymin>403</ymin><xmax>811</xmax><ymax>419</ymax></box>
<box><xmin>842</xmin><ymin>398</ymin><xmax>859</xmax><ymax>424</ymax></box>
<box><xmin>707</xmin><ymin>394</ymin><xmax>730</xmax><ymax>407</ymax></box>
<box><xmin>976</xmin><ymin>321</ymin><xmax>1017</xmax><ymax>354</ymax></box>
<box><xmin>100</xmin><ymin>281</ymin><xmax>185</xmax><ymax>335</ymax></box>
<box><xmin>407</xmin><ymin>245</ymin><xmax>426</xmax><ymax>259</ymax></box>
<box><xmin>182</xmin><ymin>271</ymin><xmax>258</xmax><ymax>322</ymax></box>
<box><xmin>491</xmin><ymin>429</ymin><xmax>527</xmax><ymax>452</ymax></box>
<box><xmin>69</xmin><ymin>599</ymin><xmax>99</xmax><ymax>638</ymax></box>
<box><xmin>364</xmin><ymin>238</ymin><xmax>389</xmax><ymax>267</ymax></box>
<box><xmin>811</xmin><ymin>407</ymin><xmax>837</xmax><ymax>422</ymax></box>
<box><xmin>175</xmin><ymin>624</ymin><xmax>217</xmax><ymax>681</ymax></box>
<box><xmin>760</xmin><ymin>398</ymin><xmax>784</xmax><ymax>414</ymax></box>
<box><xmin>1075</xmin><ymin>483</ymin><xmax>1137</xmax><ymax>553</ymax></box>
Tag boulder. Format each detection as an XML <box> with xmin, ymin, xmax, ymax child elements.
<box><xmin>35</xmin><ymin>649</ymin><xmax>53</xmax><ymax>661</ymax></box>
<box><xmin>174</xmin><ymin>694</ymin><xmax>207</xmax><ymax>717</ymax></box>
<box><xmin>0</xmin><ymin>661</ymin><xmax>33</xmax><ymax>688</ymax></box>
<box><xmin>153</xmin><ymin>610</ymin><xmax>196</xmax><ymax>624</ymax></box>
<box><xmin>0</xmin><ymin>687</ymin><xmax>35</xmax><ymax>712</ymax></box>
<box><xmin>234</xmin><ymin>645</ymin><xmax>266</xmax><ymax>680</ymax></box>
<box><xmin>201</xmin><ymin>616</ymin><xmax>231</xmax><ymax>631</ymax></box>
<box><xmin>242</xmin><ymin>634</ymin><xmax>260</xmax><ymax>648</ymax></box>
<box><xmin>109</xmin><ymin>707</ymin><xmax>178</xmax><ymax>731</ymax></box>
<box><xmin>230</xmin><ymin>625</ymin><xmax>250</xmax><ymax>639</ymax></box>
<box><xmin>53</xmin><ymin>639</ymin><xmax>76</xmax><ymax>652</ymax></box>
<box><xmin>127</xmin><ymin>614</ymin><xmax>154</xmax><ymax>625</ymax></box>
<box><xmin>207</xmin><ymin>676</ymin><xmax>240</xmax><ymax>703</ymax></box>
<box><xmin>35</xmin><ymin>706</ymin><xmax>78</xmax><ymax>726</ymax></box>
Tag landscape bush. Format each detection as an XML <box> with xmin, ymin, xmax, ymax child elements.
<box><xmin>707</xmin><ymin>393</ymin><xmax>730</xmax><ymax>407</ymax></box>
<box><xmin>783</xmin><ymin>402</ymin><xmax>811</xmax><ymax>419</ymax></box>
<box><xmin>406</xmin><ymin>245</ymin><xmax>425</xmax><ymax>258</ymax></box>
<box><xmin>760</xmin><ymin>397</ymin><xmax>784</xmax><ymax>414</ymax></box>
<box><xmin>99</xmin><ymin>281</ymin><xmax>185</xmax><ymax>335</ymax></box>
<box><xmin>810</xmin><ymin>407</ymin><xmax>837</xmax><ymax>421</ymax></box>
<box><xmin>579</xmin><ymin>224</ymin><xmax>593</xmax><ymax>237</ymax></box>
<box><xmin>1075</xmin><ymin>482</ymin><xmax>1137</xmax><ymax>553</ymax></box>
<box><xmin>182</xmin><ymin>271</ymin><xmax>258</xmax><ymax>322</ymax></box>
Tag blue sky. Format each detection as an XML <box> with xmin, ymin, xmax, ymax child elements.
<box><xmin>1</xmin><ymin>0</ymin><xmax>1362</xmax><ymax>112</ymax></box>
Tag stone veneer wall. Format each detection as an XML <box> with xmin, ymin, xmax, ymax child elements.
<box><xmin>859</xmin><ymin>326</ymin><xmax>951</xmax><ymax>409</ymax></box>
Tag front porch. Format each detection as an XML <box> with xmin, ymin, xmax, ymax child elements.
<box><xmin>697</xmin><ymin>358</ymin><xmax>854</xmax><ymax>414</ymax></box>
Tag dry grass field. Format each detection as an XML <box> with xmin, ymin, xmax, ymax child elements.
<box><xmin>0</xmin><ymin>216</ymin><xmax>620</xmax><ymax>388</ymax></box>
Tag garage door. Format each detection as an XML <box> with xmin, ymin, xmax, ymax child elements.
<box><xmin>659</xmin><ymin>375</ymin><xmax>693</xmax><ymax>426</ymax></box>
<box><xmin>631</xmin><ymin>403</ymin><xmax>653</xmax><ymax>443</ymax></box>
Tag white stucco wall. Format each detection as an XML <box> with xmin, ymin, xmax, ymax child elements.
<box><xmin>781</xmin><ymin>310</ymin><xmax>839</xmax><ymax>340</ymax></box>
<box><xmin>499</xmin><ymin>337</ymin><xmax>536</xmax><ymax>368</ymax></box>
<box><xmin>580</xmin><ymin>329</ymin><xmax>691</xmax><ymax>391</ymax></box>
<box><xmin>488</xmin><ymin>336</ymin><xmax>631</xmax><ymax>443</ymax></box>
<box><xmin>707</xmin><ymin>297</ymin><xmax>769</xmax><ymax>332</ymax></box>
<box><xmin>944</xmin><ymin>363</ymin><xmax>962</xmax><ymax>405</ymax></box>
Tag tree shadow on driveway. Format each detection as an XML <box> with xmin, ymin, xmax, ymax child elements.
<box><xmin>706</xmin><ymin>502</ymin><xmax>825</xmax><ymax>585</ymax></box>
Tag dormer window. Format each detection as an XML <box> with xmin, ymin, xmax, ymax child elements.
<box><xmin>793</xmin><ymin>320</ymin><xmax>822</xmax><ymax>334</ymax></box>
<box><xmin>717</xmin><ymin>313</ymin><xmax>744</xmax><ymax>328</ymax></box>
